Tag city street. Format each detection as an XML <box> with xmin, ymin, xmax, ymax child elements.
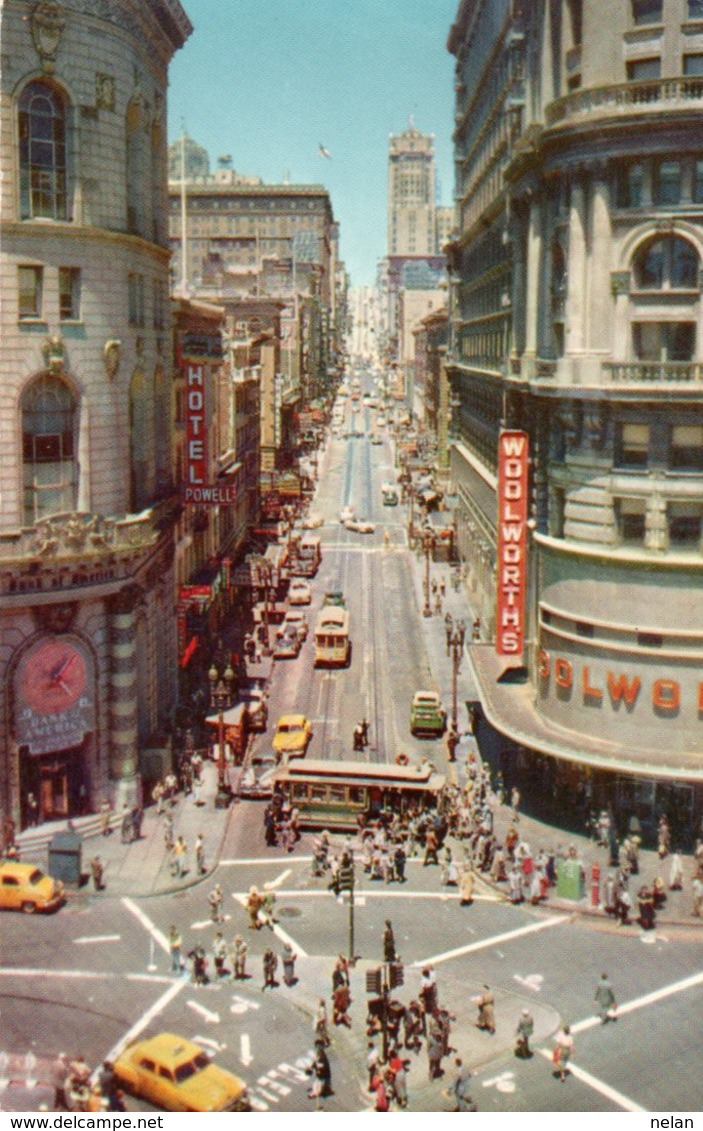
<box><xmin>2</xmin><ymin>404</ymin><xmax>703</xmax><ymax>1114</ymax></box>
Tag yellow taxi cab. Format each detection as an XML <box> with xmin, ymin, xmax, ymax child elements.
<box><xmin>114</xmin><ymin>1032</ymin><xmax>250</xmax><ymax>1112</ymax></box>
<box><xmin>0</xmin><ymin>861</ymin><xmax>65</xmax><ymax>914</ymax></box>
<box><xmin>272</xmin><ymin>713</ymin><xmax>313</xmax><ymax>760</ymax></box>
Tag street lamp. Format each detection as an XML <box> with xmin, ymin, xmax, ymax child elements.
<box><xmin>445</xmin><ymin>615</ymin><xmax>467</xmax><ymax>745</ymax></box>
<box><xmin>422</xmin><ymin>525</ymin><xmax>435</xmax><ymax>617</ymax></box>
<box><xmin>209</xmin><ymin>661</ymin><xmax>234</xmax><ymax>808</ymax></box>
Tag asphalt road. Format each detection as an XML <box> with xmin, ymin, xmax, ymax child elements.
<box><xmin>2</xmin><ymin>389</ymin><xmax>702</xmax><ymax>1113</ymax></box>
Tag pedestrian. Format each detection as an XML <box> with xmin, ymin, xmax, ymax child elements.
<box><xmin>387</xmin><ymin>1051</ymin><xmax>408</xmax><ymax>1109</ymax></box>
<box><xmin>451</xmin><ymin>1057</ymin><xmax>475</xmax><ymax>1111</ymax></box>
<box><xmin>394</xmin><ymin>842</ymin><xmax>407</xmax><ymax>883</ymax></box>
<box><xmin>423</xmin><ymin>827</ymin><xmax>439</xmax><ymax>866</ymax></box>
<box><xmin>510</xmin><ymin>787</ymin><xmax>521</xmax><ymax>819</ymax></box>
<box><xmin>120</xmin><ymin>804</ymin><xmax>133</xmax><ymax>844</ymax></box>
<box><xmin>475</xmin><ymin>985</ymin><xmax>496</xmax><ymax>1034</ymax></box>
<box><xmin>313</xmin><ymin>1041</ymin><xmax>332</xmax><ymax>1097</ymax></box>
<box><xmin>99</xmin><ymin>799</ymin><xmax>112</xmax><ymax>836</ymax></box>
<box><xmin>420</xmin><ymin>966</ymin><xmax>438</xmax><ymax>1015</ymax></box>
<box><xmin>169</xmin><ymin>925</ymin><xmax>183</xmax><ymax>974</ymax></box>
<box><xmin>459</xmin><ymin>862</ymin><xmax>474</xmax><ymax>905</ymax></box>
<box><xmin>366</xmin><ymin>1042</ymin><xmax>380</xmax><ymax>1090</ymax></box>
<box><xmin>594</xmin><ymin>973</ymin><xmax>617</xmax><ymax>1023</ymax></box>
<box><xmin>246</xmin><ymin>886</ymin><xmax>263</xmax><ymax>929</ymax></box>
<box><xmin>208</xmin><ymin>883</ymin><xmax>224</xmax><ymax>922</ymax></box>
<box><xmin>231</xmin><ymin>935</ymin><xmax>248</xmax><ymax>980</ymax></box>
<box><xmin>315</xmin><ymin>999</ymin><xmax>331</xmax><ymax>1047</ymax></box>
<box><xmin>262</xmin><ymin>947</ymin><xmax>278</xmax><ymax>990</ymax></box>
<box><xmin>131</xmin><ymin>805</ymin><xmax>144</xmax><ymax>839</ymax></box>
<box><xmin>382</xmin><ymin>919</ymin><xmax>397</xmax><ymax>963</ymax></box>
<box><xmin>195</xmin><ymin>833</ymin><xmax>206</xmax><ymax>875</ymax></box>
<box><xmin>359</xmin><ymin>717</ymin><xmax>370</xmax><ymax>747</ymax></box>
<box><xmin>97</xmin><ymin>1061</ymin><xmax>116</xmax><ymax>1107</ymax></box>
<box><xmin>439</xmin><ymin>577</ymin><xmax>446</xmax><ymax>598</ymax></box>
<box><xmin>669</xmin><ymin>852</ymin><xmax>683</xmax><ymax>890</ymax></box>
<box><xmin>332</xmin><ymin>981</ymin><xmax>352</xmax><ymax>1027</ymax></box>
<box><xmin>331</xmin><ymin>954</ymin><xmax>350</xmax><ymax>992</ymax></box>
<box><xmin>426</xmin><ymin>1027</ymin><xmax>443</xmax><ymax>1080</ymax></box>
<box><xmin>692</xmin><ymin>874</ymin><xmax>703</xmax><ymax>917</ymax></box>
<box><xmin>190</xmin><ymin>945</ymin><xmax>208</xmax><ymax>984</ymax></box>
<box><xmin>637</xmin><ymin>882</ymin><xmax>656</xmax><ymax>930</ymax></box>
<box><xmin>515</xmin><ymin>1008</ymin><xmax>534</xmax><ymax>1058</ymax></box>
<box><xmin>553</xmin><ymin>1024</ymin><xmax>574</xmax><ymax>1082</ymax></box>
<box><xmin>152</xmin><ymin>780</ymin><xmax>164</xmax><ymax>815</ymax></box>
<box><xmin>172</xmin><ymin>835</ymin><xmax>188</xmax><ymax>877</ymax></box>
<box><xmin>434</xmin><ymin>592</ymin><xmax>442</xmax><ymax>615</ymax></box>
<box><xmin>282</xmin><ymin>942</ymin><xmax>297</xmax><ymax>986</ymax></box>
<box><xmin>163</xmin><ymin>810</ymin><xmax>174</xmax><ymax>852</ymax></box>
<box><xmin>90</xmin><ymin>855</ymin><xmax>105</xmax><ymax>892</ymax></box>
<box><xmin>213</xmin><ymin>932</ymin><xmax>228</xmax><ymax>978</ymax></box>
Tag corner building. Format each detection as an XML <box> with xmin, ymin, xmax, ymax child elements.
<box><xmin>0</xmin><ymin>0</ymin><xmax>191</xmax><ymax>828</ymax></box>
<box><xmin>447</xmin><ymin>0</ymin><xmax>703</xmax><ymax>841</ymax></box>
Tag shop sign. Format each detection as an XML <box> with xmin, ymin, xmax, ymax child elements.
<box><xmin>538</xmin><ymin>649</ymin><xmax>703</xmax><ymax>716</ymax></box>
<box><xmin>185</xmin><ymin>363</ymin><xmax>208</xmax><ymax>490</ymax></box>
<box><xmin>183</xmin><ymin>483</ymin><xmax>237</xmax><ymax>505</ymax></box>
<box><xmin>496</xmin><ymin>430</ymin><xmax>529</xmax><ymax>656</ymax></box>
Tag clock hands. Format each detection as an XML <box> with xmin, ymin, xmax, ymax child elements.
<box><xmin>48</xmin><ymin>652</ymin><xmax>77</xmax><ymax>687</ymax></box>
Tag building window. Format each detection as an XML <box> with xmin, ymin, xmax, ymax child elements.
<box><xmin>18</xmin><ymin>266</ymin><xmax>43</xmax><ymax>320</ymax></box>
<box><xmin>21</xmin><ymin>375</ymin><xmax>77</xmax><ymax>524</ymax></box>
<box><xmin>59</xmin><ymin>267</ymin><xmax>81</xmax><ymax>320</ymax></box>
<box><xmin>128</xmin><ymin>273</ymin><xmax>145</xmax><ymax>327</ymax></box>
<box><xmin>693</xmin><ymin>160</ymin><xmax>703</xmax><ymax>203</ymax></box>
<box><xmin>633</xmin><ymin>322</ymin><xmax>696</xmax><ymax>361</ymax></box>
<box><xmin>668</xmin><ymin>502</ymin><xmax>703</xmax><ymax>546</ymax></box>
<box><xmin>669</xmin><ymin>424</ymin><xmax>703</xmax><ymax>470</ymax></box>
<box><xmin>616</xmin><ymin>422</ymin><xmax>649</xmax><ymax>467</ymax></box>
<box><xmin>616</xmin><ymin>163</ymin><xmax>645</xmax><ymax>208</ymax></box>
<box><xmin>653</xmin><ymin>161</ymin><xmax>682</xmax><ymax>205</ymax></box>
<box><xmin>627</xmin><ymin>58</ymin><xmax>661</xmax><ymax>80</ymax></box>
<box><xmin>633</xmin><ymin>236</ymin><xmax>699</xmax><ymax>290</ymax></box>
<box><xmin>683</xmin><ymin>53</ymin><xmax>703</xmax><ymax>75</ymax></box>
<box><xmin>688</xmin><ymin>0</ymin><xmax>703</xmax><ymax>18</ymax></box>
<box><xmin>616</xmin><ymin>498</ymin><xmax>647</xmax><ymax>542</ymax></box>
<box><xmin>18</xmin><ymin>80</ymin><xmax>68</xmax><ymax>221</ymax></box>
<box><xmin>631</xmin><ymin>0</ymin><xmax>662</xmax><ymax>24</ymax></box>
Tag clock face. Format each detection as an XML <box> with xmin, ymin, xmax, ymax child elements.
<box><xmin>19</xmin><ymin>640</ymin><xmax>88</xmax><ymax>715</ymax></box>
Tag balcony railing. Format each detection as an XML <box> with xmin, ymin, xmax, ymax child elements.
<box><xmin>603</xmin><ymin>361</ymin><xmax>703</xmax><ymax>383</ymax></box>
<box><xmin>546</xmin><ymin>77</ymin><xmax>703</xmax><ymax>127</ymax></box>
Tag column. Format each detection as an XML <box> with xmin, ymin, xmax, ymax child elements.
<box><xmin>588</xmin><ymin>174</ymin><xmax>613</xmax><ymax>352</ymax></box>
<box><xmin>523</xmin><ymin>196</ymin><xmax>542</xmax><ymax>358</ymax></box>
<box><xmin>565</xmin><ymin>178</ymin><xmax>587</xmax><ymax>355</ymax></box>
<box><xmin>107</xmin><ymin>584</ymin><xmax>142</xmax><ymax>807</ymax></box>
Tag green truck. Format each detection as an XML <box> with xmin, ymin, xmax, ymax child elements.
<box><xmin>410</xmin><ymin>691</ymin><xmax>446</xmax><ymax>737</ymax></box>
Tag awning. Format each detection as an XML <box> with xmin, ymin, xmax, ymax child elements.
<box><xmin>468</xmin><ymin>645</ymin><xmax>703</xmax><ymax>782</ymax></box>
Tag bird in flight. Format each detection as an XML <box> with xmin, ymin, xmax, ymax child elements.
<box><xmin>318</xmin><ymin>143</ymin><xmax>331</xmax><ymax>159</ymax></box>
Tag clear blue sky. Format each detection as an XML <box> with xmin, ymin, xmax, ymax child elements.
<box><xmin>167</xmin><ymin>0</ymin><xmax>459</xmax><ymax>287</ymax></box>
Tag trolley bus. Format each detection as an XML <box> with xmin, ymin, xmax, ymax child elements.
<box><xmin>270</xmin><ymin>758</ymin><xmax>447</xmax><ymax>830</ymax></box>
<box><xmin>314</xmin><ymin>605</ymin><xmax>351</xmax><ymax>667</ymax></box>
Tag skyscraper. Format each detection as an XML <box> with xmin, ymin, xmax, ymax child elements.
<box><xmin>387</xmin><ymin>120</ymin><xmax>437</xmax><ymax>257</ymax></box>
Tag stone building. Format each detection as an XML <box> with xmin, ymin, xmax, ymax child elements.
<box><xmin>0</xmin><ymin>0</ymin><xmax>192</xmax><ymax>828</ymax></box>
<box><xmin>447</xmin><ymin>0</ymin><xmax>703</xmax><ymax>839</ymax></box>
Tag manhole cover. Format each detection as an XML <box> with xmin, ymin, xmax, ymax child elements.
<box><xmin>277</xmin><ymin>905</ymin><xmax>302</xmax><ymax>919</ymax></box>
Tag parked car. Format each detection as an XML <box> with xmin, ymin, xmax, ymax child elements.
<box><xmin>0</xmin><ymin>861</ymin><xmax>65</xmax><ymax>914</ymax></box>
<box><xmin>288</xmin><ymin>578</ymin><xmax>312</xmax><ymax>605</ymax></box>
<box><xmin>345</xmin><ymin>518</ymin><xmax>376</xmax><ymax>533</ymax></box>
<box><xmin>323</xmin><ymin>590</ymin><xmax>345</xmax><ymax>608</ymax></box>
<box><xmin>272</xmin><ymin>714</ymin><xmax>313</xmax><ymax>759</ymax></box>
<box><xmin>281</xmin><ymin>609</ymin><xmax>309</xmax><ymax>641</ymax></box>
<box><xmin>240</xmin><ymin>687</ymin><xmax>268</xmax><ymax>732</ymax></box>
<box><xmin>301</xmin><ymin>512</ymin><xmax>324</xmax><ymax>530</ymax></box>
<box><xmin>113</xmin><ymin>1032</ymin><xmax>249</xmax><ymax>1112</ymax></box>
<box><xmin>410</xmin><ymin>690</ymin><xmax>446</xmax><ymax>737</ymax></box>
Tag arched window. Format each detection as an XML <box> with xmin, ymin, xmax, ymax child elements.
<box><xmin>22</xmin><ymin>375</ymin><xmax>77</xmax><ymax>523</ymax></box>
<box><xmin>19</xmin><ymin>80</ymin><xmax>68</xmax><ymax>220</ymax></box>
<box><xmin>633</xmin><ymin>235</ymin><xmax>699</xmax><ymax>290</ymax></box>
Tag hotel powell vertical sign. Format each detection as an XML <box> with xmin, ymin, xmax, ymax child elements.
<box><xmin>496</xmin><ymin>430</ymin><xmax>529</xmax><ymax>656</ymax></box>
<box><xmin>183</xmin><ymin>362</ymin><xmax>236</xmax><ymax>505</ymax></box>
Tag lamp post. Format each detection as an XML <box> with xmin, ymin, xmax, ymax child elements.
<box><xmin>445</xmin><ymin>615</ymin><xmax>467</xmax><ymax>738</ymax></box>
<box><xmin>422</xmin><ymin>526</ymin><xmax>435</xmax><ymax>617</ymax></box>
<box><xmin>209</xmin><ymin>661</ymin><xmax>234</xmax><ymax>808</ymax></box>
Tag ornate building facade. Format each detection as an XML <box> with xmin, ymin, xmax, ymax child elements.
<box><xmin>447</xmin><ymin>0</ymin><xmax>703</xmax><ymax>840</ymax></box>
<box><xmin>0</xmin><ymin>0</ymin><xmax>192</xmax><ymax>828</ymax></box>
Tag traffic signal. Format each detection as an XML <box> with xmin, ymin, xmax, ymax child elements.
<box><xmin>366</xmin><ymin>968</ymin><xmax>382</xmax><ymax>995</ymax></box>
<box><xmin>389</xmin><ymin>963</ymin><xmax>404</xmax><ymax>989</ymax></box>
<box><xmin>338</xmin><ymin>857</ymin><xmax>354</xmax><ymax>892</ymax></box>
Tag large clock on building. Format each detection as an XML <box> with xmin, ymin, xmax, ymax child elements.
<box><xmin>18</xmin><ymin>639</ymin><xmax>89</xmax><ymax>715</ymax></box>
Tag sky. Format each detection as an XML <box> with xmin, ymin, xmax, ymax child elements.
<box><xmin>167</xmin><ymin>0</ymin><xmax>459</xmax><ymax>287</ymax></box>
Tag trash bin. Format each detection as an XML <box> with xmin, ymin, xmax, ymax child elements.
<box><xmin>48</xmin><ymin>829</ymin><xmax>83</xmax><ymax>887</ymax></box>
<box><xmin>556</xmin><ymin>857</ymin><xmax>585</xmax><ymax>901</ymax></box>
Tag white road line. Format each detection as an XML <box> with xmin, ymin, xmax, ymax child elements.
<box><xmin>0</xmin><ymin>968</ymin><xmax>169</xmax><ymax>983</ymax></box>
<box><xmin>187</xmin><ymin>1000</ymin><xmax>220</xmax><ymax>1024</ymax></box>
<box><xmin>219</xmin><ymin>857</ymin><xmax>315</xmax><ymax>866</ymax></box>
<box><xmin>571</xmin><ymin>968</ymin><xmax>703</xmax><ymax>1036</ymax></box>
<box><xmin>265</xmin><ymin>869</ymin><xmax>292</xmax><ymax>890</ymax></box>
<box><xmin>103</xmin><ymin>978</ymin><xmax>186</xmax><ymax>1063</ymax></box>
<box><xmin>413</xmin><ymin>914</ymin><xmax>570</xmax><ymax>967</ymax></box>
<box><xmin>537</xmin><ymin>1048</ymin><xmax>646</xmax><ymax>1111</ymax></box>
<box><xmin>122</xmin><ymin>896</ymin><xmax>170</xmax><ymax>954</ymax></box>
<box><xmin>233</xmin><ymin>894</ymin><xmax>309</xmax><ymax>957</ymax></box>
<box><xmin>73</xmin><ymin>934</ymin><xmax>121</xmax><ymax>945</ymax></box>
<box><xmin>229</xmin><ymin>888</ymin><xmax>498</xmax><ymax>902</ymax></box>
<box><xmin>240</xmin><ymin>1033</ymin><xmax>253</xmax><ymax>1066</ymax></box>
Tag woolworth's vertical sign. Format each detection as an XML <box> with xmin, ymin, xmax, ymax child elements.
<box><xmin>496</xmin><ymin>430</ymin><xmax>529</xmax><ymax>656</ymax></box>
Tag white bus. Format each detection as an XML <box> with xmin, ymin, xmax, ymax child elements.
<box><xmin>314</xmin><ymin>606</ymin><xmax>351</xmax><ymax>667</ymax></box>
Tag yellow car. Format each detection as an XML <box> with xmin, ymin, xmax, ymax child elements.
<box><xmin>114</xmin><ymin>1033</ymin><xmax>249</xmax><ymax>1112</ymax></box>
<box><xmin>0</xmin><ymin>861</ymin><xmax>65</xmax><ymax>914</ymax></box>
<box><xmin>272</xmin><ymin>713</ymin><xmax>313</xmax><ymax>759</ymax></box>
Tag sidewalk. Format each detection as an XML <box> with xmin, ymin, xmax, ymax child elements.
<box><xmin>408</xmin><ymin>538</ymin><xmax>703</xmax><ymax>932</ymax></box>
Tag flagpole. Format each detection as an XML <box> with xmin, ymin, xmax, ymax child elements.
<box><xmin>179</xmin><ymin>127</ymin><xmax>188</xmax><ymax>296</ymax></box>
